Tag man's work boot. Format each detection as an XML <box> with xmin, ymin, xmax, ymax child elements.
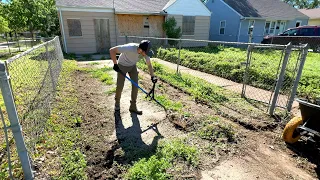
<box><xmin>129</xmin><ymin>101</ymin><xmax>142</xmax><ymax>115</ymax></box>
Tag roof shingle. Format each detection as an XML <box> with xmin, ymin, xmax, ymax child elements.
<box><xmin>114</xmin><ymin>0</ymin><xmax>171</xmax><ymax>14</ymax></box>
<box><xmin>56</xmin><ymin>0</ymin><xmax>114</xmax><ymax>8</ymax></box>
<box><xmin>223</xmin><ymin>0</ymin><xmax>308</xmax><ymax>19</ymax></box>
<box><xmin>56</xmin><ymin>0</ymin><xmax>175</xmax><ymax>14</ymax></box>
<box><xmin>299</xmin><ymin>8</ymin><xmax>320</xmax><ymax>19</ymax></box>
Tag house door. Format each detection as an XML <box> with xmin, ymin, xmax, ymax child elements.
<box><xmin>94</xmin><ymin>19</ymin><xmax>111</xmax><ymax>53</ymax></box>
<box><xmin>279</xmin><ymin>21</ymin><xmax>286</xmax><ymax>34</ymax></box>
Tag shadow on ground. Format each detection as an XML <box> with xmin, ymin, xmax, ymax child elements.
<box><xmin>286</xmin><ymin>141</ymin><xmax>320</xmax><ymax>179</ymax></box>
<box><xmin>114</xmin><ymin>111</ymin><xmax>163</xmax><ymax>164</ymax></box>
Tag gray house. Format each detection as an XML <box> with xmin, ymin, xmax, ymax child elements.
<box><xmin>56</xmin><ymin>0</ymin><xmax>211</xmax><ymax>54</ymax></box>
<box><xmin>205</xmin><ymin>0</ymin><xmax>309</xmax><ymax>43</ymax></box>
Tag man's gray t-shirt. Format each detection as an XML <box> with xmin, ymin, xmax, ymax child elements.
<box><xmin>117</xmin><ymin>43</ymin><xmax>142</xmax><ymax>67</ymax></box>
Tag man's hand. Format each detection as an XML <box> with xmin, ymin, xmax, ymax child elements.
<box><xmin>151</xmin><ymin>76</ymin><xmax>158</xmax><ymax>83</ymax></box>
<box><xmin>113</xmin><ymin>64</ymin><xmax>120</xmax><ymax>72</ymax></box>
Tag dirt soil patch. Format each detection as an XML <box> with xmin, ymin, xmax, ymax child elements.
<box><xmin>74</xmin><ymin>60</ymin><xmax>318</xmax><ymax>180</ymax></box>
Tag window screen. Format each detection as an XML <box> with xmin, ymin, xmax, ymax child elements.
<box><xmin>67</xmin><ymin>19</ymin><xmax>82</xmax><ymax>37</ymax></box>
<box><xmin>182</xmin><ymin>16</ymin><xmax>195</xmax><ymax>35</ymax></box>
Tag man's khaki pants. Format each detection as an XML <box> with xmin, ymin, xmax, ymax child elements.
<box><xmin>115</xmin><ymin>64</ymin><xmax>139</xmax><ymax>107</ymax></box>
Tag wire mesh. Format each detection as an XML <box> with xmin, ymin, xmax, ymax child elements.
<box><xmin>127</xmin><ymin>36</ymin><xmax>289</xmax><ymax>98</ymax></box>
<box><xmin>0</xmin><ymin>36</ymin><xmax>63</xmax><ymax>178</ymax></box>
<box><xmin>0</xmin><ymin>33</ymin><xmax>53</xmax><ymax>61</ymax></box>
<box><xmin>245</xmin><ymin>46</ymin><xmax>287</xmax><ymax>109</ymax></box>
<box><xmin>125</xmin><ymin>36</ymin><xmax>314</xmax><ymax>115</ymax></box>
<box><xmin>7</xmin><ymin>37</ymin><xmax>63</xmax><ymax>155</ymax></box>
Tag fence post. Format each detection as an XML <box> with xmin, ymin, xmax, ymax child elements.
<box><xmin>0</xmin><ymin>107</ymin><xmax>13</xmax><ymax>179</ymax></box>
<box><xmin>6</xmin><ymin>33</ymin><xmax>11</xmax><ymax>54</ymax></box>
<box><xmin>269</xmin><ymin>42</ymin><xmax>292</xmax><ymax>116</ymax></box>
<box><xmin>15</xmin><ymin>32</ymin><xmax>21</xmax><ymax>52</ymax></box>
<box><xmin>25</xmin><ymin>37</ymin><xmax>28</xmax><ymax>48</ymax></box>
<box><xmin>176</xmin><ymin>38</ymin><xmax>182</xmax><ymax>74</ymax></box>
<box><xmin>125</xmin><ymin>35</ymin><xmax>128</xmax><ymax>44</ymax></box>
<box><xmin>0</xmin><ymin>62</ymin><xmax>33</xmax><ymax>180</ymax></box>
<box><xmin>287</xmin><ymin>44</ymin><xmax>309</xmax><ymax>112</ymax></box>
<box><xmin>241</xmin><ymin>44</ymin><xmax>254</xmax><ymax>98</ymax></box>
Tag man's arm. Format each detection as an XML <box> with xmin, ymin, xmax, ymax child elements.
<box><xmin>145</xmin><ymin>56</ymin><xmax>155</xmax><ymax>77</ymax></box>
<box><xmin>109</xmin><ymin>47</ymin><xmax>118</xmax><ymax>64</ymax></box>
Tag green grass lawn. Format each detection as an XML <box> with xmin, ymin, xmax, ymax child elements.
<box><xmin>156</xmin><ymin>46</ymin><xmax>320</xmax><ymax>101</ymax></box>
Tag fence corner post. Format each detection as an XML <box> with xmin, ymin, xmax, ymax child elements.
<box><xmin>176</xmin><ymin>38</ymin><xmax>182</xmax><ymax>74</ymax></box>
<box><xmin>241</xmin><ymin>44</ymin><xmax>254</xmax><ymax>98</ymax></box>
<box><xmin>269</xmin><ymin>42</ymin><xmax>292</xmax><ymax>116</ymax></box>
<box><xmin>0</xmin><ymin>62</ymin><xmax>34</xmax><ymax>180</ymax></box>
<box><xmin>287</xmin><ymin>44</ymin><xmax>309</xmax><ymax>112</ymax></box>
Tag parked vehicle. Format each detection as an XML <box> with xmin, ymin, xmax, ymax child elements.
<box><xmin>262</xmin><ymin>26</ymin><xmax>320</xmax><ymax>52</ymax></box>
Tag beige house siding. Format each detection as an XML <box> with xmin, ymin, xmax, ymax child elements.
<box><xmin>60</xmin><ymin>11</ymin><xmax>117</xmax><ymax>54</ymax></box>
<box><xmin>195</xmin><ymin>16</ymin><xmax>210</xmax><ymax>40</ymax></box>
<box><xmin>58</xmin><ymin>10</ymin><xmax>210</xmax><ymax>54</ymax></box>
<box><xmin>168</xmin><ymin>15</ymin><xmax>210</xmax><ymax>47</ymax></box>
<box><xmin>308</xmin><ymin>19</ymin><xmax>320</xmax><ymax>25</ymax></box>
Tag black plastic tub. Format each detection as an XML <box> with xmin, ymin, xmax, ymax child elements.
<box><xmin>296</xmin><ymin>98</ymin><xmax>320</xmax><ymax>134</ymax></box>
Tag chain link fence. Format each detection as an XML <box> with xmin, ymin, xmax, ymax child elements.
<box><xmin>0</xmin><ymin>33</ymin><xmax>54</xmax><ymax>61</ymax></box>
<box><xmin>126</xmin><ymin>36</ymin><xmax>311</xmax><ymax>116</ymax></box>
<box><xmin>0</xmin><ymin>36</ymin><xmax>63</xmax><ymax>179</ymax></box>
<box><xmin>264</xmin><ymin>36</ymin><xmax>320</xmax><ymax>108</ymax></box>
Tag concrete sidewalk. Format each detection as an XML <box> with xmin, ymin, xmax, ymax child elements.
<box><xmin>152</xmin><ymin>58</ymin><xmax>298</xmax><ymax>108</ymax></box>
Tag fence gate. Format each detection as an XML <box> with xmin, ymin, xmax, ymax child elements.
<box><xmin>241</xmin><ymin>43</ymin><xmax>308</xmax><ymax>115</ymax></box>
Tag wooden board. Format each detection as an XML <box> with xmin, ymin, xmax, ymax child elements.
<box><xmin>94</xmin><ymin>19</ymin><xmax>111</xmax><ymax>53</ymax></box>
<box><xmin>117</xmin><ymin>15</ymin><xmax>164</xmax><ymax>37</ymax></box>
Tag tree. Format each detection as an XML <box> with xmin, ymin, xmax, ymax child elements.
<box><xmin>283</xmin><ymin>0</ymin><xmax>320</xmax><ymax>9</ymax></box>
<box><xmin>2</xmin><ymin>0</ymin><xmax>59</xmax><ymax>41</ymax></box>
<box><xmin>163</xmin><ymin>17</ymin><xmax>181</xmax><ymax>46</ymax></box>
<box><xmin>38</xmin><ymin>0</ymin><xmax>60</xmax><ymax>37</ymax></box>
<box><xmin>0</xmin><ymin>16</ymin><xmax>9</xmax><ymax>33</ymax></box>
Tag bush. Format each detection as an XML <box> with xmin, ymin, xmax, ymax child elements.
<box><xmin>163</xmin><ymin>17</ymin><xmax>181</xmax><ymax>46</ymax></box>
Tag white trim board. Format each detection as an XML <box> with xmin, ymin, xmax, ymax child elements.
<box><xmin>57</xmin><ymin>7</ymin><xmax>114</xmax><ymax>13</ymax></box>
<box><xmin>59</xmin><ymin>9</ymin><xmax>68</xmax><ymax>53</ymax></box>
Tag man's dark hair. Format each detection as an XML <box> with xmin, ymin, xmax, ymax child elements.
<box><xmin>139</xmin><ymin>40</ymin><xmax>151</xmax><ymax>52</ymax></box>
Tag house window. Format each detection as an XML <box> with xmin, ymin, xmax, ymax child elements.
<box><xmin>264</xmin><ymin>21</ymin><xmax>277</xmax><ymax>35</ymax></box>
<box><xmin>182</xmin><ymin>16</ymin><xmax>195</xmax><ymax>35</ymax></box>
<box><xmin>296</xmin><ymin>20</ymin><xmax>302</xmax><ymax>27</ymax></box>
<box><xmin>67</xmin><ymin>19</ymin><xmax>82</xmax><ymax>37</ymax></box>
<box><xmin>219</xmin><ymin>20</ymin><xmax>226</xmax><ymax>35</ymax></box>
<box><xmin>248</xmin><ymin>20</ymin><xmax>255</xmax><ymax>34</ymax></box>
